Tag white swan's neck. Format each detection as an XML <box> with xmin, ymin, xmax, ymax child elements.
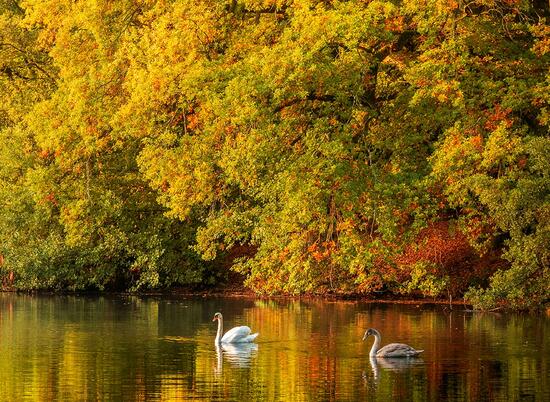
<box><xmin>370</xmin><ymin>331</ymin><xmax>381</xmax><ymax>357</ymax></box>
<box><xmin>215</xmin><ymin>317</ymin><xmax>223</xmax><ymax>345</ymax></box>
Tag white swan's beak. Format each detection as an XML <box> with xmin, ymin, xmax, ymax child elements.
<box><xmin>212</xmin><ymin>317</ymin><xmax>218</xmax><ymax>321</ymax></box>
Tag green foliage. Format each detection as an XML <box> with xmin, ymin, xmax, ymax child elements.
<box><xmin>0</xmin><ymin>0</ymin><xmax>548</xmax><ymax>308</ymax></box>
<box><xmin>401</xmin><ymin>261</ymin><xmax>450</xmax><ymax>298</ymax></box>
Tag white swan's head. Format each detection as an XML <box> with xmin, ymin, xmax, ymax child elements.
<box><xmin>362</xmin><ymin>328</ymin><xmax>379</xmax><ymax>340</ymax></box>
<box><xmin>213</xmin><ymin>312</ymin><xmax>223</xmax><ymax>322</ymax></box>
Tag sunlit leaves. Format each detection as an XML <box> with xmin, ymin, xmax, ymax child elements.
<box><xmin>0</xmin><ymin>0</ymin><xmax>547</xmax><ymax>306</ymax></box>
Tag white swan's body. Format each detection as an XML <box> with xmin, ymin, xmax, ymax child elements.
<box><xmin>213</xmin><ymin>312</ymin><xmax>259</xmax><ymax>345</ymax></box>
<box><xmin>363</xmin><ymin>328</ymin><xmax>423</xmax><ymax>358</ymax></box>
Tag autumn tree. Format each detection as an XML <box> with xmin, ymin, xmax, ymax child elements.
<box><xmin>0</xmin><ymin>0</ymin><xmax>547</xmax><ymax>308</ymax></box>
<box><xmin>0</xmin><ymin>0</ymin><xmax>211</xmax><ymax>290</ymax></box>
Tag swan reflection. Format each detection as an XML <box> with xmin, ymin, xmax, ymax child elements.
<box><xmin>215</xmin><ymin>343</ymin><xmax>259</xmax><ymax>373</ymax></box>
<box><xmin>368</xmin><ymin>356</ymin><xmax>424</xmax><ymax>382</ymax></box>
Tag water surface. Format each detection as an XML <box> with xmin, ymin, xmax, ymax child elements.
<box><xmin>0</xmin><ymin>294</ymin><xmax>548</xmax><ymax>401</ymax></box>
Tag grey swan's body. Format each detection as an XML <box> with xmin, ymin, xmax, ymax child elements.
<box><xmin>363</xmin><ymin>328</ymin><xmax>423</xmax><ymax>358</ymax></box>
<box><xmin>213</xmin><ymin>312</ymin><xmax>259</xmax><ymax>345</ymax></box>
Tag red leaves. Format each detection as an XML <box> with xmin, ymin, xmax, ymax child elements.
<box><xmin>308</xmin><ymin>241</ymin><xmax>336</xmax><ymax>263</ymax></box>
<box><xmin>384</xmin><ymin>15</ymin><xmax>405</xmax><ymax>33</ymax></box>
<box><xmin>39</xmin><ymin>149</ymin><xmax>50</xmax><ymax>159</ymax></box>
<box><xmin>484</xmin><ymin>104</ymin><xmax>513</xmax><ymax>131</ymax></box>
<box><xmin>470</xmin><ymin>134</ymin><xmax>483</xmax><ymax>151</ymax></box>
<box><xmin>39</xmin><ymin>192</ymin><xmax>58</xmax><ymax>206</ymax></box>
<box><xmin>395</xmin><ymin>221</ymin><xmax>473</xmax><ymax>269</ymax></box>
<box><xmin>186</xmin><ymin>113</ymin><xmax>199</xmax><ymax>131</ymax></box>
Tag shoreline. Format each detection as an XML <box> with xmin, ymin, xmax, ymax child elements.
<box><xmin>5</xmin><ymin>287</ymin><xmax>550</xmax><ymax>312</ymax></box>
<box><xmin>1</xmin><ymin>286</ymin><xmax>471</xmax><ymax>307</ymax></box>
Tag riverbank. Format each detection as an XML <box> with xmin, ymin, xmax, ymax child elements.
<box><xmin>6</xmin><ymin>285</ymin><xmax>550</xmax><ymax>312</ymax></box>
<box><xmin>2</xmin><ymin>284</ymin><xmax>472</xmax><ymax>309</ymax></box>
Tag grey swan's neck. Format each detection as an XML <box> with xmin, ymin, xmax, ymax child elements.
<box><xmin>215</xmin><ymin>316</ymin><xmax>223</xmax><ymax>345</ymax></box>
<box><xmin>369</xmin><ymin>329</ymin><xmax>382</xmax><ymax>357</ymax></box>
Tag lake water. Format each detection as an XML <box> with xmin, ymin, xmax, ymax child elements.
<box><xmin>0</xmin><ymin>294</ymin><xmax>548</xmax><ymax>401</ymax></box>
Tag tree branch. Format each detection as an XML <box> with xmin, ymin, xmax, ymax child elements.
<box><xmin>274</xmin><ymin>93</ymin><xmax>336</xmax><ymax>113</ymax></box>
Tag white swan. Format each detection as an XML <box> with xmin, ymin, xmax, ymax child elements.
<box><xmin>363</xmin><ymin>328</ymin><xmax>423</xmax><ymax>357</ymax></box>
<box><xmin>213</xmin><ymin>312</ymin><xmax>259</xmax><ymax>345</ymax></box>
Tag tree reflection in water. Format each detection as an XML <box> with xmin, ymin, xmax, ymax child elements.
<box><xmin>0</xmin><ymin>294</ymin><xmax>548</xmax><ymax>401</ymax></box>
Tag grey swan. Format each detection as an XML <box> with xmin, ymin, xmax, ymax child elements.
<box><xmin>363</xmin><ymin>328</ymin><xmax>423</xmax><ymax>357</ymax></box>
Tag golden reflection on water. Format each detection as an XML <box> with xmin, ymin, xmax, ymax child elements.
<box><xmin>0</xmin><ymin>294</ymin><xmax>548</xmax><ymax>401</ymax></box>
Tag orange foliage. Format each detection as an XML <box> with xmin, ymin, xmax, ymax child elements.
<box><xmin>484</xmin><ymin>104</ymin><xmax>513</xmax><ymax>131</ymax></box>
<box><xmin>384</xmin><ymin>15</ymin><xmax>405</xmax><ymax>33</ymax></box>
<box><xmin>308</xmin><ymin>241</ymin><xmax>336</xmax><ymax>263</ymax></box>
<box><xmin>39</xmin><ymin>149</ymin><xmax>50</xmax><ymax>159</ymax></box>
<box><xmin>470</xmin><ymin>134</ymin><xmax>483</xmax><ymax>151</ymax></box>
<box><xmin>40</xmin><ymin>192</ymin><xmax>58</xmax><ymax>206</ymax></box>
<box><xmin>396</xmin><ymin>221</ymin><xmax>471</xmax><ymax>268</ymax></box>
<box><xmin>394</xmin><ymin>221</ymin><xmax>507</xmax><ymax>295</ymax></box>
<box><xmin>186</xmin><ymin>113</ymin><xmax>199</xmax><ymax>130</ymax></box>
<box><xmin>152</xmin><ymin>78</ymin><xmax>162</xmax><ymax>92</ymax></box>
